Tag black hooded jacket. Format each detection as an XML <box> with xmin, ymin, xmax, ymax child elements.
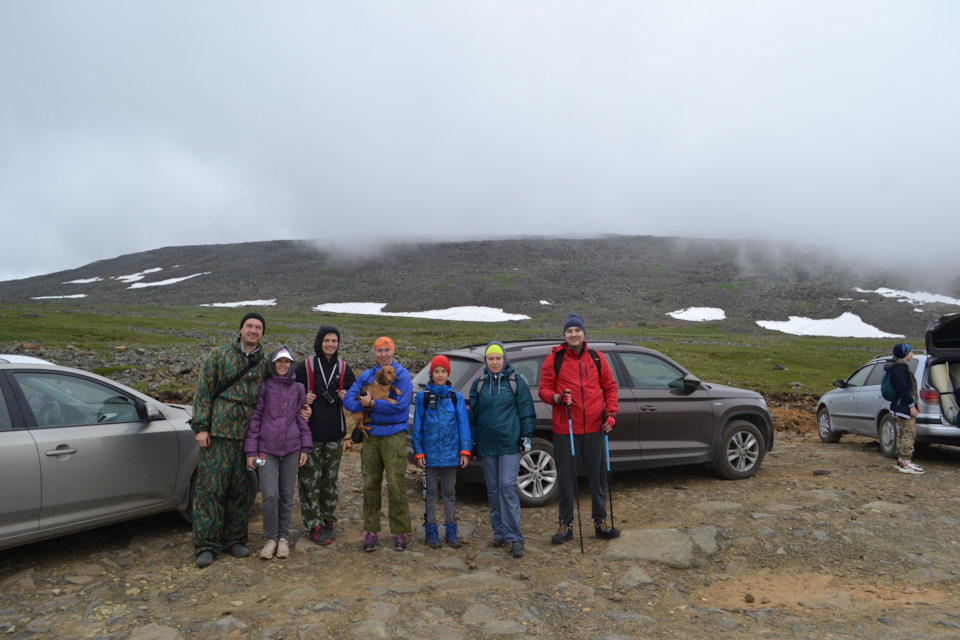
<box><xmin>294</xmin><ymin>326</ymin><xmax>357</xmax><ymax>443</ymax></box>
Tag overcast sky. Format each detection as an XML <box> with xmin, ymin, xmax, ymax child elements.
<box><xmin>2</xmin><ymin>2</ymin><xmax>958</xmax><ymax>283</ymax></box>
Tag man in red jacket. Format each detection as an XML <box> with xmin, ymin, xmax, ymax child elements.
<box><xmin>539</xmin><ymin>314</ymin><xmax>620</xmax><ymax>543</ymax></box>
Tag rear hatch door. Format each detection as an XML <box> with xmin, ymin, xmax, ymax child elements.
<box><xmin>926</xmin><ymin>313</ymin><xmax>960</xmax><ymax>359</ymax></box>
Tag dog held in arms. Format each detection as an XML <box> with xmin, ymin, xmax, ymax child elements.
<box><xmin>344</xmin><ymin>365</ymin><xmax>400</xmax><ymax>437</ymax></box>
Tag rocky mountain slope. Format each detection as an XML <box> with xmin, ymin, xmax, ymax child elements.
<box><xmin>2</xmin><ymin>235</ymin><xmax>957</xmax><ymax>338</ymax></box>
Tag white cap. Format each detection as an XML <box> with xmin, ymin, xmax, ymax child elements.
<box><xmin>272</xmin><ymin>347</ymin><xmax>294</xmax><ymax>362</ymax></box>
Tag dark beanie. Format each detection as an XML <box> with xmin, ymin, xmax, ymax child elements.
<box><xmin>239</xmin><ymin>312</ymin><xmax>266</xmax><ymax>334</ymax></box>
<box><xmin>563</xmin><ymin>313</ymin><xmax>586</xmax><ymax>333</ymax></box>
<box><xmin>314</xmin><ymin>326</ymin><xmax>341</xmax><ymax>356</ymax></box>
<box><xmin>892</xmin><ymin>343</ymin><xmax>912</xmax><ymax>359</ymax></box>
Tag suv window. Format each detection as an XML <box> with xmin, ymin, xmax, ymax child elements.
<box><xmin>411</xmin><ymin>357</ymin><xmax>481</xmax><ymax>392</ymax></box>
<box><xmin>511</xmin><ymin>357</ymin><xmax>543</xmax><ymax>388</ymax></box>
<box><xmin>0</xmin><ymin>389</ymin><xmax>11</xmax><ymax>431</ymax></box>
<box><xmin>865</xmin><ymin>363</ymin><xmax>885</xmax><ymax>386</ymax></box>
<box><xmin>617</xmin><ymin>352</ymin><xmax>685</xmax><ymax>389</ymax></box>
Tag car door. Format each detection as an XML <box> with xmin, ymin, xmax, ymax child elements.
<box><xmin>10</xmin><ymin>370</ymin><xmax>179</xmax><ymax>531</ymax></box>
<box><xmin>0</xmin><ymin>376</ymin><xmax>42</xmax><ymax>545</ymax></box>
<box><xmin>828</xmin><ymin>364</ymin><xmax>876</xmax><ymax>434</ymax></box>
<box><xmin>615</xmin><ymin>351</ymin><xmax>714</xmax><ymax>465</ymax></box>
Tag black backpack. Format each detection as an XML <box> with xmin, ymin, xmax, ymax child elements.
<box><xmin>554</xmin><ymin>347</ymin><xmax>604</xmax><ymax>379</ymax></box>
<box><xmin>421</xmin><ymin>389</ymin><xmax>459</xmax><ymax>411</ymax></box>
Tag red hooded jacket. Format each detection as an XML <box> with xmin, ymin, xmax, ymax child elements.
<box><xmin>538</xmin><ymin>342</ymin><xmax>619</xmax><ymax>435</ymax></box>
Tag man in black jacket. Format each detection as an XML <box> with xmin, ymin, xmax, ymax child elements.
<box><xmin>886</xmin><ymin>342</ymin><xmax>925</xmax><ymax>475</ymax></box>
<box><xmin>295</xmin><ymin>326</ymin><xmax>357</xmax><ymax>544</ymax></box>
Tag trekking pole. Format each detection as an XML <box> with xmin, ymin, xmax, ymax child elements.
<box><xmin>604</xmin><ymin>431</ymin><xmax>615</xmax><ymax>528</ymax></box>
<box><xmin>567</xmin><ymin>404</ymin><xmax>584</xmax><ymax>554</ymax></box>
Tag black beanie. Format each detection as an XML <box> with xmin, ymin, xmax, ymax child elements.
<box><xmin>563</xmin><ymin>313</ymin><xmax>586</xmax><ymax>333</ymax></box>
<box><xmin>314</xmin><ymin>326</ymin><xmax>341</xmax><ymax>356</ymax></box>
<box><xmin>239</xmin><ymin>312</ymin><xmax>266</xmax><ymax>334</ymax></box>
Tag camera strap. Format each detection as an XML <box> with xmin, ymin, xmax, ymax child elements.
<box><xmin>307</xmin><ymin>356</ymin><xmax>344</xmax><ymax>393</ymax></box>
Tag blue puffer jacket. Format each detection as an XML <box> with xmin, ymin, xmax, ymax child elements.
<box><xmin>469</xmin><ymin>361</ymin><xmax>536</xmax><ymax>458</ymax></box>
<box><xmin>412</xmin><ymin>383</ymin><xmax>473</xmax><ymax>467</ymax></box>
<box><xmin>342</xmin><ymin>360</ymin><xmax>413</xmax><ymax>437</ymax></box>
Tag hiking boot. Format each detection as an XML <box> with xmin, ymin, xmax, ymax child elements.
<box><xmin>393</xmin><ymin>534</ymin><xmax>407</xmax><ymax>552</ymax></box>
<box><xmin>259</xmin><ymin>540</ymin><xmax>277</xmax><ymax>559</ymax></box>
<box><xmin>309</xmin><ymin>521</ymin><xmax>335</xmax><ymax>545</ymax></box>
<box><xmin>511</xmin><ymin>541</ymin><xmax>525</xmax><ymax>558</ymax></box>
<box><xmin>276</xmin><ymin>538</ymin><xmax>289</xmax><ymax>558</ymax></box>
<box><xmin>195</xmin><ymin>551</ymin><xmax>215</xmax><ymax>568</ymax></box>
<box><xmin>362</xmin><ymin>531</ymin><xmax>379</xmax><ymax>552</ymax></box>
<box><xmin>551</xmin><ymin>521</ymin><xmax>573</xmax><ymax>544</ymax></box>
<box><xmin>594</xmin><ymin>519</ymin><xmax>621</xmax><ymax>539</ymax></box>
<box><xmin>227</xmin><ymin>543</ymin><xmax>250</xmax><ymax>558</ymax></box>
<box><xmin>491</xmin><ymin>537</ymin><xmax>505</xmax><ymax>548</ymax></box>
<box><xmin>444</xmin><ymin>523</ymin><xmax>462</xmax><ymax>548</ymax></box>
<box><xmin>897</xmin><ymin>459</ymin><xmax>926</xmax><ymax>474</ymax></box>
<box><xmin>424</xmin><ymin>523</ymin><xmax>442</xmax><ymax>549</ymax></box>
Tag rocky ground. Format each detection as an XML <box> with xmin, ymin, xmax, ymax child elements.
<box><xmin>4</xmin><ymin>408</ymin><xmax>960</xmax><ymax>640</ymax></box>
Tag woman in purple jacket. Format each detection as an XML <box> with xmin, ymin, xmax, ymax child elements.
<box><xmin>244</xmin><ymin>346</ymin><xmax>313</xmax><ymax>559</ymax></box>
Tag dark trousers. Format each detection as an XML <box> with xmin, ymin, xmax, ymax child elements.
<box><xmin>193</xmin><ymin>436</ymin><xmax>248</xmax><ymax>554</ymax></box>
<box><xmin>553</xmin><ymin>431</ymin><xmax>608</xmax><ymax>524</ymax></box>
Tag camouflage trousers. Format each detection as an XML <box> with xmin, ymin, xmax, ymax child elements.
<box><xmin>298</xmin><ymin>439</ymin><xmax>344</xmax><ymax>530</ymax></box>
<box><xmin>896</xmin><ymin>416</ymin><xmax>917</xmax><ymax>460</ymax></box>
<box><xmin>193</xmin><ymin>436</ymin><xmax>248</xmax><ymax>555</ymax></box>
<box><xmin>361</xmin><ymin>431</ymin><xmax>412</xmax><ymax>534</ymax></box>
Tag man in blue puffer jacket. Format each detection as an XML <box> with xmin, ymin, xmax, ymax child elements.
<box><xmin>343</xmin><ymin>337</ymin><xmax>414</xmax><ymax>551</ymax></box>
<box><xmin>412</xmin><ymin>355</ymin><xmax>473</xmax><ymax>549</ymax></box>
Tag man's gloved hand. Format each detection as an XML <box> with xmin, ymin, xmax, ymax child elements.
<box><xmin>521</xmin><ymin>437</ymin><xmax>531</xmax><ymax>453</ymax></box>
<box><xmin>553</xmin><ymin>389</ymin><xmax>572</xmax><ymax>406</ymax></box>
<box><xmin>602</xmin><ymin>415</ymin><xmax>616</xmax><ymax>433</ymax></box>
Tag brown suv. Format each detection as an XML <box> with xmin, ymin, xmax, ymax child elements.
<box><xmin>408</xmin><ymin>341</ymin><xmax>774</xmax><ymax>507</ymax></box>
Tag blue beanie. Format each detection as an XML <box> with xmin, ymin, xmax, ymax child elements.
<box><xmin>563</xmin><ymin>314</ymin><xmax>586</xmax><ymax>333</ymax></box>
<box><xmin>892</xmin><ymin>343</ymin><xmax>912</xmax><ymax>359</ymax></box>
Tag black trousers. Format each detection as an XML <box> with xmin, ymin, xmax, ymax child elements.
<box><xmin>553</xmin><ymin>431</ymin><xmax>608</xmax><ymax>524</ymax></box>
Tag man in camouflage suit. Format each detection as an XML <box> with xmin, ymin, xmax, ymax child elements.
<box><xmin>191</xmin><ymin>312</ymin><xmax>270</xmax><ymax>568</ymax></box>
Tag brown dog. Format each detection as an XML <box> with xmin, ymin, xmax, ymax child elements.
<box><xmin>344</xmin><ymin>365</ymin><xmax>400</xmax><ymax>435</ymax></box>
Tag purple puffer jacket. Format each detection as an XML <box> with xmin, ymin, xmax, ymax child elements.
<box><xmin>244</xmin><ymin>375</ymin><xmax>312</xmax><ymax>457</ymax></box>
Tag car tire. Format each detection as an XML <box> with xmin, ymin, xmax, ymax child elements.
<box><xmin>817</xmin><ymin>408</ymin><xmax>842</xmax><ymax>444</ymax></box>
<box><xmin>878</xmin><ymin>414</ymin><xmax>898</xmax><ymax>458</ymax></box>
<box><xmin>715</xmin><ymin>420</ymin><xmax>765</xmax><ymax>479</ymax></box>
<box><xmin>179</xmin><ymin>467</ymin><xmax>260</xmax><ymax>524</ymax></box>
<box><xmin>517</xmin><ymin>437</ymin><xmax>559</xmax><ymax>508</ymax></box>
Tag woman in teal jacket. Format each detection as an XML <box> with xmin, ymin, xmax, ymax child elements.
<box><xmin>469</xmin><ymin>341</ymin><xmax>536</xmax><ymax>558</ymax></box>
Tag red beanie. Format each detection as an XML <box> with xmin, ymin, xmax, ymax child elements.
<box><xmin>430</xmin><ymin>355</ymin><xmax>451</xmax><ymax>377</ymax></box>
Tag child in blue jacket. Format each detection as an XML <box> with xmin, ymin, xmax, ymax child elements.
<box><xmin>412</xmin><ymin>355</ymin><xmax>473</xmax><ymax>548</ymax></box>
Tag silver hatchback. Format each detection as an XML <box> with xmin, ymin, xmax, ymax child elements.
<box><xmin>817</xmin><ymin>314</ymin><xmax>960</xmax><ymax>456</ymax></box>
<box><xmin>0</xmin><ymin>357</ymin><xmax>254</xmax><ymax>551</ymax></box>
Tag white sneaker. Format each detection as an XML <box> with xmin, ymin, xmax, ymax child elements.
<box><xmin>896</xmin><ymin>459</ymin><xmax>926</xmax><ymax>474</ymax></box>
<box><xmin>276</xmin><ymin>538</ymin><xmax>289</xmax><ymax>558</ymax></box>
<box><xmin>259</xmin><ymin>539</ymin><xmax>277</xmax><ymax>559</ymax></box>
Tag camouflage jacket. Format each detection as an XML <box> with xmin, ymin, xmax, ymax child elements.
<box><xmin>191</xmin><ymin>339</ymin><xmax>269</xmax><ymax>439</ymax></box>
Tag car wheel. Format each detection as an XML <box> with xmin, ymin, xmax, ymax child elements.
<box><xmin>179</xmin><ymin>467</ymin><xmax>260</xmax><ymax>524</ymax></box>
<box><xmin>517</xmin><ymin>437</ymin><xmax>558</xmax><ymax>507</ymax></box>
<box><xmin>817</xmin><ymin>408</ymin><xmax>841</xmax><ymax>444</ymax></box>
<box><xmin>878</xmin><ymin>414</ymin><xmax>898</xmax><ymax>458</ymax></box>
<box><xmin>715</xmin><ymin>420</ymin><xmax>765</xmax><ymax>479</ymax></box>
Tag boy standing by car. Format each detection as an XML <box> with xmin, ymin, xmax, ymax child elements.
<box><xmin>539</xmin><ymin>314</ymin><xmax>621</xmax><ymax>543</ymax></box>
<box><xmin>886</xmin><ymin>343</ymin><xmax>925</xmax><ymax>475</ymax></box>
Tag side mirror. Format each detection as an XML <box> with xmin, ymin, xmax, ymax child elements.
<box><xmin>669</xmin><ymin>374</ymin><xmax>702</xmax><ymax>390</ymax></box>
<box><xmin>832</xmin><ymin>379</ymin><xmax>846</xmax><ymax>389</ymax></box>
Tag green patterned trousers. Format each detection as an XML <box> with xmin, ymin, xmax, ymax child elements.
<box><xmin>298</xmin><ymin>439</ymin><xmax>344</xmax><ymax>530</ymax></box>
<box><xmin>361</xmin><ymin>431</ymin><xmax>412</xmax><ymax>534</ymax></box>
<box><xmin>193</xmin><ymin>436</ymin><xmax>248</xmax><ymax>554</ymax></box>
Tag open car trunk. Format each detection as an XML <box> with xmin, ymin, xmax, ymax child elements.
<box><xmin>925</xmin><ymin>313</ymin><xmax>960</xmax><ymax>423</ymax></box>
